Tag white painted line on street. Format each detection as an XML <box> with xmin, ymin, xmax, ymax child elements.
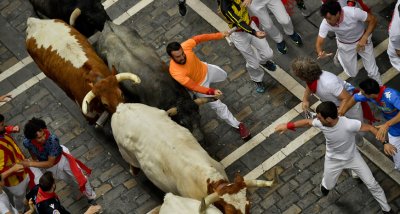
<box><xmin>103</xmin><ymin>0</ymin><xmax>118</xmax><ymax>9</ymax></box>
<box><xmin>0</xmin><ymin>56</ymin><xmax>33</xmax><ymax>82</ymax></box>
<box><xmin>0</xmin><ymin>73</ymin><xmax>46</xmax><ymax>107</ymax></box>
<box><xmin>114</xmin><ymin>0</ymin><xmax>154</xmax><ymax>25</ymax></box>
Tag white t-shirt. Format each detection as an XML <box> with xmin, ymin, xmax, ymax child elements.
<box><xmin>0</xmin><ymin>191</ymin><xmax>18</xmax><ymax>214</ymax></box>
<box><xmin>389</xmin><ymin>0</ymin><xmax>400</xmax><ymax>51</ymax></box>
<box><xmin>312</xmin><ymin>117</ymin><xmax>361</xmax><ymax>160</ymax></box>
<box><xmin>315</xmin><ymin>71</ymin><xmax>354</xmax><ymax>106</ymax></box>
<box><xmin>319</xmin><ymin>6</ymin><xmax>367</xmax><ymax>43</ymax></box>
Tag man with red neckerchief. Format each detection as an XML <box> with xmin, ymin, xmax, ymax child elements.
<box><xmin>316</xmin><ymin>0</ymin><xmax>382</xmax><ymax>85</ymax></box>
<box><xmin>0</xmin><ymin>114</ymin><xmax>42</xmax><ymax>213</ymax></box>
<box><xmin>25</xmin><ymin>172</ymin><xmax>102</xmax><ymax>214</ymax></box>
<box><xmin>20</xmin><ymin>118</ymin><xmax>96</xmax><ymax>205</ymax></box>
<box><xmin>340</xmin><ymin>78</ymin><xmax>400</xmax><ymax>171</ymax></box>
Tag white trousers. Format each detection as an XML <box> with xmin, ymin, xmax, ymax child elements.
<box><xmin>336</xmin><ymin>36</ymin><xmax>382</xmax><ymax>85</ymax></box>
<box><xmin>194</xmin><ymin>64</ymin><xmax>240</xmax><ymax>128</ymax></box>
<box><xmin>5</xmin><ymin>167</ymin><xmax>42</xmax><ymax>212</ymax></box>
<box><xmin>46</xmin><ymin>145</ymin><xmax>95</xmax><ymax>199</ymax></box>
<box><xmin>388</xmin><ymin>42</ymin><xmax>400</xmax><ymax>72</ymax></box>
<box><xmin>230</xmin><ymin>22</ymin><xmax>274</xmax><ymax>82</ymax></box>
<box><xmin>322</xmin><ymin>151</ymin><xmax>391</xmax><ymax>212</ymax></box>
<box><xmin>388</xmin><ymin>133</ymin><xmax>400</xmax><ymax>171</ymax></box>
<box><xmin>248</xmin><ymin>0</ymin><xmax>294</xmax><ymax>43</ymax></box>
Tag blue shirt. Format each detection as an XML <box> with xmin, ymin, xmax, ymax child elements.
<box><xmin>354</xmin><ymin>87</ymin><xmax>400</xmax><ymax>136</ymax></box>
<box><xmin>23</xmin><ymin>134</ymin><xmax>62</xmax><ymax>161</ymax></box>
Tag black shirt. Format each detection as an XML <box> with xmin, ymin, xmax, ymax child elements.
<box><xmin>26</xmin><ymin>185</ymin><xmax>70</xmax><ymax>214</ymax></box>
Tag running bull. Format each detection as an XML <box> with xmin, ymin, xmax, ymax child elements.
<box><xmin>111</xmin><ymin>103</ymin><xmax>274</xmax><ymax>214</ymax></box>
<box><xmin>97</xmin><ymin>21</ymin><xmax>205</xmax><ymax>141</ymax></box>
<box><xmin>25</xmin><ymin>18</ymin><xmax>140</xmax><ymax>122</ymax></box>
<box><xmin>28</xmin><ymin>0</ymin><xmax>110</xmax><ymax>37</ymax></box>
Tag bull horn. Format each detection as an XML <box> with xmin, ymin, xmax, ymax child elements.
<box><xmin>194</xmin><ymin>97</ymin><xmax>217</xmax><ymax>106</ymax></box>
<box><xmin>69</xmin><ymin>8</ymin><xmax>81</xmax><ymax>26</ymax></box>
<box><xmin>166</xmin><ymin>107</ymin><xmax>177</xmax><ymax>116</ymax></box>
<box><xmin>82</xmin><ymin>91</ymin><xmax>96</xmax><ymax>115</ymax></box>
<box><xmin>115</xmin><ymin>73</ymin><xmax>141</xmax><ymax>84</ymax></box>
<box><xmin>244</xmin><ymin>179</ymin><xmax>274</xmax><ymax>187</ymax></box>
<box><xmin>199</xmin><ymin>192</ymin><xmax>219</xmax><ymax>213</ymax></box>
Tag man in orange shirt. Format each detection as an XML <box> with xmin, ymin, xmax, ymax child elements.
<box><xmin>166</xmin><ymin>32</ymin><xmax>251</xmax><ymax>140</ymax></box>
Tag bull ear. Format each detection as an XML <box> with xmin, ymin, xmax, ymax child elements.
<box><xmin>88</xmin><ymin>82</ymin><xmax>94</xmax><ymax>88</ymax></box>
<box><xmin>234</xmin><ymin>172</ymin><xmax>244</xmax><ymax>183</ymax></box>
<box><xmin>111</xmin><ymin>65</ymin><xmax>117</xmax><ymax>76</ymax></box>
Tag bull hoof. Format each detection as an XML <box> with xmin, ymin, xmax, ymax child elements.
<box><xmin>130</xmin><ymin>165</ymin><xmax>141</xmax><ymax>176</ymax></box>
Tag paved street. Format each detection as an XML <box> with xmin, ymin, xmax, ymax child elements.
<box><xmin>0</xmin><ymin>0</ymin><xmax>400</xmax><ymax>213</ymax></box>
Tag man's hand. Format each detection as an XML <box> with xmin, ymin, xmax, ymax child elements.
<box><xmin>214</xmin><ymin>89</ymin><xmax>223</xmax><ymax>99</ymax></box>
<box><xmin>275</xmin><ymin>123</ymin><xmax>288</xmax><ymax>134</ymax></box>
<box><xmin>241</xmin><ymin>0</ymin><xmax>252</xmax><ymax>7</ymax></box>
<box><xmin>255</xmin><ymin>31</ymin><xmax>266</xmax><ymax>39</ymax></box>
<box><xmin>302</xmin><ymin>100</ymin><xmax>310</xmax><ymax>111</ymax></box>
<box><xmin>383</xmin><ymin>143</ymin><xmax>397</xmax><ymax>156</ymax></box>
<box><xmin>375</xmin><ymin>123</ymin><xmax>389</xmax><ymax>142</ymax></box>
<box><xmin>11</xmin><ymin>125</ymin><xmax>19</xmax><ymax>133</ymax></box>
<box><xmin>20</xmin><ymin>160</ymin><xmax>31</xmax><ymax>168</ymax></box>
<box><xmin>356</xmin><ymin>37</ymin><xmax>367</xmax><ymax>52</ymax></box>
<box><xmin>84</xmin><ymin>205</ymin><xmax>102</xmax><ymax>214</ymax></box>
<box><xmin>24</xmin><ymin>199</ymin><xmax>35</xmax><ymax>214</ymax></box>
<box><xmin>317</xmin><ymin>50</ymin><xmax>333</xmax><ymax>59</ymax></box>
<box><xmin>0</xmin><ymin>94</ymin><xmax>12</xmax><ymax>102</ymax></box>
<box><xmin>11</xmin><ymin>163</ymin><xmax>25</xmax><ymax>172</ymax></box>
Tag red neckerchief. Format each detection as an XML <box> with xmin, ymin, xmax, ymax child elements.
<box><xmin>306</xmin><ymin>80</ymin><xmax>318</xmax><ymax>93</ymax></box>
<box><xmin>353</xmin><ymin>89</ymin><xmax>379</xmax><ymax>124</ymax></box>
<box><xmin>281</xmin><ymin>0</ymin><xmax>297</xmax><ymax>16</ymax></box>
<box><xmin>31</xmin><ymin>129</ymin><xmax>50</xmax><ymax>152</ymax></box>
<box><xmin>374</xmin><ymin>86</ymin><xmax>387</xmax><ymax>105</ymax></box>
<box><xmin>36</xmin><ymin>186</ymin><xmax>59</xmax><ymax>204</ymax></box>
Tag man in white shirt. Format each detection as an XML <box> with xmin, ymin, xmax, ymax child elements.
<box><xmin>388</xmin><ymin>0</ymin><xmax>400</xmax><ymax>72</ymax></box>
<box><xmin>291</xmin><ymin>57</ymin><xmax>362</xmax><ymax>122</ymax></box>
<box><xmin>275</xmin><ymin>101</ymin><xmax>392</xmax><ymax>214</ymax></box>
<box><xmin>316</xmin><ymin>0</ymin><xmax>382</xmax><ymax>85</ymax></box>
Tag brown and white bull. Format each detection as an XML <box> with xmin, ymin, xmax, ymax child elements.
<box><xmin>25</xmin><ymin>18</ymin><xmax>140</xmax><ymax>121</ymax></box>
<box><xmin>111</xmin><ymin>103</ymin><xmax>273</xmax><ymax>214</ymax></box>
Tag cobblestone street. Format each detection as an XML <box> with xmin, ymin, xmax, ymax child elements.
<box><xmin>0</xmin><ymin>0</ymin><xmax>399</xmax><ymax>213</ymax></box>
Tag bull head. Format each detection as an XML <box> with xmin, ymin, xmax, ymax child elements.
<box><xmin>200</xmin><ymin>173</ymin><xmax>274</xmax><ymax>214</ymax></box>
<box><xmin>82</xmin><ymin>72</ymin><xmax>141</xmax><ymax>116</ymax></box>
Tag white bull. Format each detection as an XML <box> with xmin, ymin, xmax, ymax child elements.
<box><xmin>111</xmin><ymin>103</ymin><xmax>273</xmax><ymax>214</ymax></box>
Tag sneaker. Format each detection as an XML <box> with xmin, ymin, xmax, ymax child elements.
<box><xmin>238</xmin><ymin>123</ymin><xmax>251</xmax><ymax>140</ymax></box>
<box><xmin>297</xmin><ymin>0</ymin><xmax>310</xmax><ymax>17</ymax></box>
<box><xmin>382</xmin><ymin>209</ymin><xmax>394</xmax><ymax>214</ymax></box>
<box><xmin>254</xmin><ymin>81</ymin><xmax>266</xmax><ymax>93</ymax></box>
<box><xmin>88</xmin><ymin>199</ymin><xmax>97</xmax><ymax>205</ymax></box>
<box><xmin>276</xmin><ymin>41</ymin><xmax>287</xmax><ymax>54</ymax></box>
<box><xmin>178</xmin><ymin>0</ymin><xmax>187</xmax><ymax>16</ymax></box>
<box><xmin>289</xmin><ymin>32</ymin><xmax>303</xmax><ymax>46</ymax></box>
<box><xmin>260</xmin><ymin>60</ymin><xmax>277</xmax><ymax>72</ymax></box>
<box><xmin>320</xmin><ymin>184</ymin><xmax>329</xmax><ymax>196</ymax></box>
